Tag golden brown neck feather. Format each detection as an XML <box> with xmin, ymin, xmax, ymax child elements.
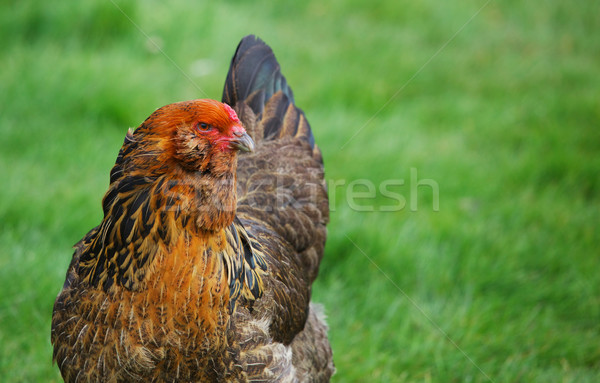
<box><xmin>172</xmin><ymin>170</ymin><xmax>238</xmax><ymax>232</ymax></box>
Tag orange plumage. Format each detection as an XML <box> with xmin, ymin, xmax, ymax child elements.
<box><xmin>52</xmin><ymin>35</ymin><xmax>333</xmax><ymax>382</ymax></box>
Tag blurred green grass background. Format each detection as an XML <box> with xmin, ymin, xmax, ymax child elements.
<box><xmin>1</xmin><ymin>0</ymin><xmax>599</xmax><ymax>382</ymax></box>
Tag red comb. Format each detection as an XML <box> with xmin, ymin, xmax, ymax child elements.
<box><xmin>222</xmin><ymin>103</ymin><xmax>240</xmax><ymax>123</ymax></box>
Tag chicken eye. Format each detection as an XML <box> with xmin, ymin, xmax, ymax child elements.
<box><xmin>197</xmin><ymin>122</ymin><xmax>211</xmax><ymax>131</ymax></box>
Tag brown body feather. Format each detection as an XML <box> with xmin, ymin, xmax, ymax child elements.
<box><xmin>52</xmin><ymin>35</ymin><xmax>333</xmax><ymax>382</ymax></box>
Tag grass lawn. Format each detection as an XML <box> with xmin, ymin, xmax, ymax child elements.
<box><xmin>1</xmin><ymin>0</ymin><xmax>599</xmax><ymax>381</ymax></box>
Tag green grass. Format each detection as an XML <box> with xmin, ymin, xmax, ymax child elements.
<box><xmin>1</xmin><ymin>0</ymin><xmax>599</xmax><ymax>381</ymax></box>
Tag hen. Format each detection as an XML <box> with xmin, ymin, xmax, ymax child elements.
<box><xmin>51</xmin><ymin>35</ymin><xmax>334</xmax><ymax>382</ymax></box>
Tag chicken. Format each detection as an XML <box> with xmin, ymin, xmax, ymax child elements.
<box><xmin>51</xmin><ymin>35</ymin><xmax>334</xmax><ymax>382</ymax></box>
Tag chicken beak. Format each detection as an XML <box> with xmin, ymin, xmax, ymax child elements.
<box><xmin>230</xmin><ymin>130</ymin><xmax>255</xmax><ymax>153</ymax></box>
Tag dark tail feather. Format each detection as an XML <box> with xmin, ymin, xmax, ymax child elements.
<box><xmin>222</xmin><ymin>35</ymin><xmax>294</xmax><ymax>112</ymax></box>
<box><xmin>222</xmin><ymin>35</ymin><xmax>315</xmax><ymax>149</ymax></box>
